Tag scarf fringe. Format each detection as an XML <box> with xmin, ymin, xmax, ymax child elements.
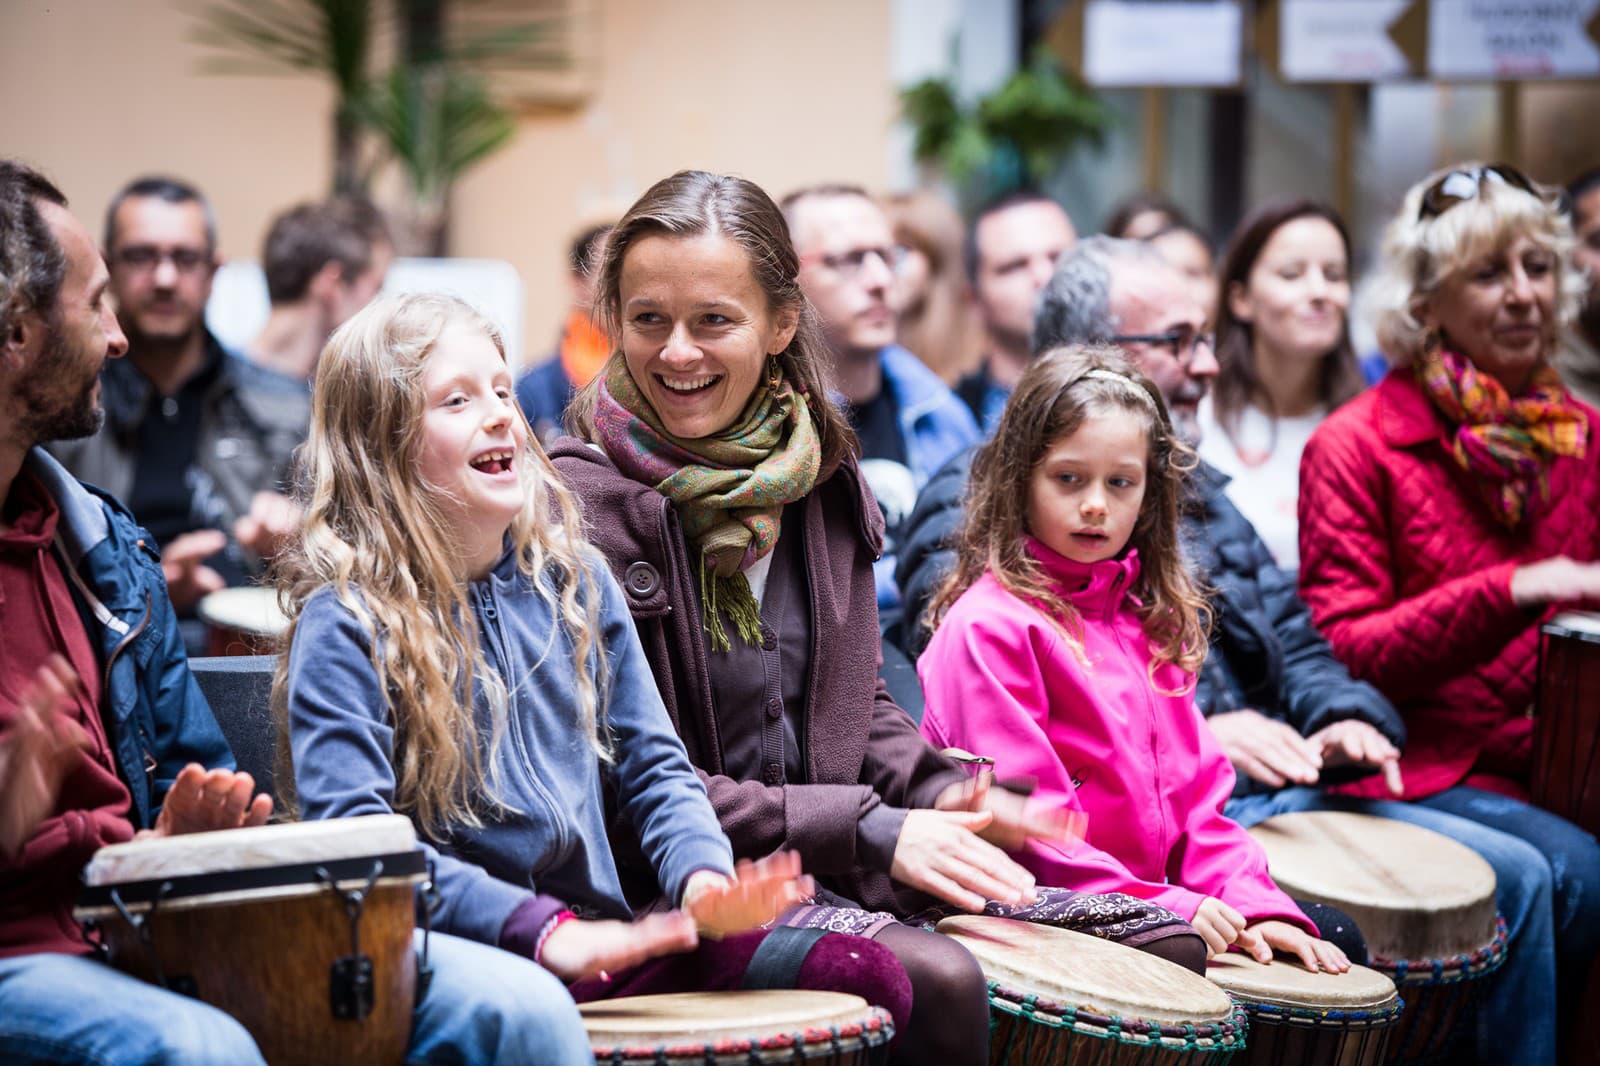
<box><xmin>699</xmin><ymin>558</ymin><xmax>765</xmax><ymax>652</ymax></box>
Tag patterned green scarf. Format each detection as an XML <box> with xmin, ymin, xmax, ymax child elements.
<box><xmin>594</xmin><ymin>359</ymin><xmax>821</xmax><ymax>650</ymax></box>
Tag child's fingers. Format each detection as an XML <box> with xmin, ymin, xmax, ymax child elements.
<box><xmin>1234</xmin><ymin>924</ymin><xmax>1271</xmax><ymax>963</ymax></box>
<box><xmin>1191</xmin><ymin>918</ymin><xmax>1229</xmax><ymax>959</ymax></box>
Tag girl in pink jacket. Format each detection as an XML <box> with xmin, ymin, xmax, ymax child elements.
<box><xmin>918</xmin><ymin>345</ymin><xmax>1348</xmax><ymax>973</ymax></box>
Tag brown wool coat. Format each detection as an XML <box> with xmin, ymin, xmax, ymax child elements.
<box><xmin>551</xmin><ymin>438</ymin><xmax>966</xmax><ymax>914</ymax></box>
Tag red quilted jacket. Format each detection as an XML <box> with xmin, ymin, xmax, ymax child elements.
<box><xmin>1297</xmin><ymin>368</ymin><xmax>1600</xmax><ymax>801</ymax></box>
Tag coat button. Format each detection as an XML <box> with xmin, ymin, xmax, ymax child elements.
<box><xmin>761</xmin><ymin>625</ymin><xmax>777</xmax><ymax>651</ymax></box>
<box><xmin>765</xmin><ymin>697</ymin><xmax>783</xmax><ymax>720</ymax></box>
<box><xmin>763</xmin><ymin>764</ymin><xmax>783</xmax><ymax>785</ymax></box>
<box><xmin>624</xmin><ymin>561</ymin><xmax>660</xmax><ymax>598</ymax></box>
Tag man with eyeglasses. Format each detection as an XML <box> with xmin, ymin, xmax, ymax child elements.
<box><xmin>900</xmin><ymin>237</ymin><xmax>1403</xmax><ymax>803</ymax></box>
<box><xmin>956</xmin><ymin>191</ymin><xmax>1077</xmax><ymax>433</ymax></box>
<box><xmin>48</xmin><ymin>177</ymin><xmax>308</xmax><ymax>647</ymax></box>
<box><xmin>781</xmin><ymin>184</ymin><xmax>980</xmax><ymax>612</ymax></box>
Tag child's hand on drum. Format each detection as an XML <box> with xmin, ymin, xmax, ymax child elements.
<box><xmin>682</xmin><ymin>851</ymin><xmax>816</xmax><ymax>938</ymax></box>
<box><xmin>539</xmin><ymin>911</ymin><xmax>699</xmax><ymax>983</ymax></box>
<box><xmin>934</xmin><ymin>772</ymin><xmax>1088</xmax><ymax>851</ymax></box>
<box><xmin>1191</xmin><ymin>896</ymin><xmax>1256</xmax><ymax>958</ymax></box>
<box><xmin>890</xmin><ymin>808</ymin><xmax>1038</xmax><ymax>911</ymax></box>
<box><xmin>141</xmin><ymin>763</ymin><xmax>274</xmax><ymax>838</ymax></box>
<box><xmin>1245</xmin><ymin>919</ymin><xmax>1351</xmax><ymax>974</ymax></box>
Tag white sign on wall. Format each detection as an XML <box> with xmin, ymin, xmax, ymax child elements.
<box><xmin>1082</xmin><ymin>0</ymin><xmax>1244</xmax><ymax>87</ymax></box>
<box><xmin>1429</xmin><ymin>0</ymin><xmax>1600</xmax><ymax>80</ymax></box>
<box><xmin>1280</xmin><ymin>0</ymin><xmax>1416</xmax><ymax>81</ymax></box>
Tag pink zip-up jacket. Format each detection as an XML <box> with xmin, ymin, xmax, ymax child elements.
<box><xmin>918</xmin><ymin>539</ymin><xmax>1314</xmax><ymax>933</ymax></box>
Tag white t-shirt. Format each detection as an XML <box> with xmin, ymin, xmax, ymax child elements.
<box><xmin>1195</xmin><ymin>396</ymin><xmax>1326</xmax><ymax>571</ymax></box>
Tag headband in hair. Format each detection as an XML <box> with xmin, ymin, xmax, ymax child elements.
<box><xmin>1078</xmin><ymin>367</ymin><xmax>1168</xmax><ymax>424</ymax></box>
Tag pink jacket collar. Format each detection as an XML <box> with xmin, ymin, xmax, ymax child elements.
<box><xmin>1377</xmin><ymin>366</ymin><xmax>1451</xmax><ymax>449</ymax></box>
<box><xmin>1024</xmin><ymin>536</ymin><xmax>1141</xmax><ymax>616</ymax></box>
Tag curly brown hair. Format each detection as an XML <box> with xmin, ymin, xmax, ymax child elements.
<box><xmin>928</xmin><ymin>344</ymin><xmax>1209</xmax><ymax>683</ymax></box>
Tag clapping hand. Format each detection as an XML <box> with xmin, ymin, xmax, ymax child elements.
<box><xmin>0</xmin><ymin>655</ymin><xmax>90</xmax><ymax>858</ymax></box>
<box><xmin>140</xmin><ymin>763</ymin><xmax>273</xmax><ymax>839</ymax></box>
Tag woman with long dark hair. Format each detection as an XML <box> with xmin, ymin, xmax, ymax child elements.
<box><xmin>1198</xmin><ymin>201</ymin><xmax>1364</xmax><ymax>569</ymax></box>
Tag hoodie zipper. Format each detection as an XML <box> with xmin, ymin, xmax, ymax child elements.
<box><xmin>474</xmin><ymin>581</ymin><xmax>573</xmax><ymax>862</ymax></box>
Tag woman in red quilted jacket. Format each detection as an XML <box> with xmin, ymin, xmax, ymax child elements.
<box><xmin>1298</xmin><ymin>163</ymin><xmax>1600</xmax><ymax>1050</ymax></box>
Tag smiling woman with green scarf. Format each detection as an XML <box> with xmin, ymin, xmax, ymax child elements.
<box><xmin>551</xmin><ymin>170</ymin><xmax>1204</xmax><ymax>1065</ymax></box>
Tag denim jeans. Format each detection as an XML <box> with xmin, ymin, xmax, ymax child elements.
<box><xmin>0</xmin><ymin>930</ymin><xmax>593</xmax><ymax>1066</ymax></box>
<box><xmin>1226</xmin><ymin>785</ymin><xmax>1588</xmax><ymax>1066</ymax></box>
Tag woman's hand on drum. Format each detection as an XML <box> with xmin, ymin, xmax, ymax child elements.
<box><xmin>1510</xmin><ymin>555</ymin><xmax>1600</xmax><ymax>607</ymax></box>
<box><xmin>0</xmin><ymin>655</ymin><xmax>90</xmax><ymax>859</ymax></box>
<box><xmin>1205</xmin><ymin>710</ymin><xmax>1322</xmax><ymax>789</ymax></box>
<box><xmin>538</xmin><ymin>911</ymin><xmax>700</xmax><ymax>983</ymax></box>
<box><xmin>1308</xmin><ymin>720</ymin><xmax>1404</xmax><ymax>796</ymax></box>
<box><xmin>140</xmin><ymin>763</ymin><xmax>273</xmax><ymax>839</ymax></box>
<box><xmin>682</xmin><ymin>851</ymin><xmax>816</xmax><ymax>939</ymax></box>
<box><xmin>1190</xmin><ymin>896</ymin><xmax>1258</xmax><ymax>959</ymax></box>
<box><xmin>890</xmin><ymin>808</ymin><xmax>1038</xmax><ymax>912</ymax></box>
<box><xmin>1245</xmin><ymin>920</ymin><xmax>1351</xmax><ymax>974</ymax></box>
<box><xmin>934</xmin><ymin>772</ymin><xmax>1087</xmax><ymax>851</ymax></box>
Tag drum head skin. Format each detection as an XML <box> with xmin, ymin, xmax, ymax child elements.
<box><xmin>580</xmin><ymin>991</ymin><xmax>879</xmax><ymax>1047</ymax></box>
<box><xmin>1248</xmin><ymin>812</ymin><xmax>1498</xmax><ymax>961</ymax></box>
<box><xmin>1546</xmin><ymin>610</ymin><xmax>1600</xmax><ymax>641</ymax></box>
<box><xmin>196</xmin><ymin>586</ymin><xmax>289</xmax><ymax>637</ymax></box>
<box><xmin>82</xmin><ymin>814</ymin><xmax>417</xmax><ymax>886</ymax></box>
<box><xmin>937</xmin><ymin>915</ymin><xmax>1235</xmax><ymax>1026</ymax></box>
<box><xmin>1207</xmin><ymin>954</ymin><xmax>1399</xmax><ymax>1012</ymax></box>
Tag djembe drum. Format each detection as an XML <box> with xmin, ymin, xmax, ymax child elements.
<box><xmin>580</xmin><ymin>990</ymin><xmax>894</xmax><ymax>1065</ymax></box>
<box><xmin>197</xmin><ymin>585</ymin><xmax>289</xmax><ymax>657</ymax></box>
<box><xmin>76</xmin><ymin>815</ymin><xmax>429</xmax><ymax>1066</ymax></box>
<box><xmin>1249</xmin><ymin>812</ymin><xmax>1505</xmax><ymax>1065</ymax></box>
<box><xmin>937</xmin><ymin>915</ymin><xmax>1247</xmax><ymax>1064</ymax></box>
<box><xmin>1207</xmin><ymin>954</ymin><xmax>1401</xmax><ymax>1066</ymax></box>
<box><xmin>1534</xmin><ymin>611</ymin><xmax>1600</xmax><ymax>837</ymax></box>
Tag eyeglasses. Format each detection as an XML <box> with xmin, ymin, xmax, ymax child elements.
<box><xmin>1109</xmin><ymin>328</ymin><xmax>1215</xmax><ymax>364</ymax></box>
<box><xmin>804</xmin><ymin>244</ymin><xmax>909</xmax><ymax>281</ymax></box>
<box><xmin>113</xmin><ymin>245</ymin><xmax>212</xmax><ymax>274</ymax></box>
<box><xmin>1418</xmin><ymin>164</ymin><xmax>1544</xmax><ymax>221</ymax></box>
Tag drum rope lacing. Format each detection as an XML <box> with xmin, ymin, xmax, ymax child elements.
<box><xmin>590</xmin><ymin>1010</ymin><xmax>893</xmax><ymax>1065</ymax></box>
<box><xmin>987</xmin><ymin>980</ymin><xmax>1248</xmax><ymax>1054</ymax></box>
<box><xmin>1374</xmin><ymin>916</ymin><xmax>1509</xmax><ymax>986</ymax></box>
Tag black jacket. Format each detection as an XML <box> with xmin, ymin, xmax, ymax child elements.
<box><xmin>895</xmin><ymin>449</ymin><xmax>1404</xmax><ymax>798</ymax></box>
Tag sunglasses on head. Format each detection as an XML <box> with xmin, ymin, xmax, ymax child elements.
<box><xmin>1418</xmin><ymin>164</ymin><xmax>1545</xmax><ymax>221</ymax></box>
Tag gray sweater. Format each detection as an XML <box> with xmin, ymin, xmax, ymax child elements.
<box><xmin>286</xmin><ymin>547</ymin><xmax>734</xmax><ymax>946</ymax></box>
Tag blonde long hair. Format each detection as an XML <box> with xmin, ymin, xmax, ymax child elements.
<box><xmin>928</xmin><ymin>344</ymin><xmax>1209</xmax><ymax>682</ymax></box>
<box><xmin>272</xmin><ymin>292</ymin><xmax>609</xmax><ymax>837</ymax></box>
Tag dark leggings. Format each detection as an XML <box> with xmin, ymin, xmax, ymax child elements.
<box><xmin>875</xmin><ymin>923</ymin><xmax>991</xmax><ymax>1066</ymax></box>
<box><xmin>1294</xmin><ymin>899</ymin><xmax>1369</xmax><ymax>965</ymax></box>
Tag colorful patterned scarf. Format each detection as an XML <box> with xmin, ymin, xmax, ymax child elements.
<box><xmin>1417</xmin><ymin>346</ymin><xmax>1590</xmax><ymax>527</ymax></box>
<box><xmin>594</xmin><ymin>359</ymin><xmax>820</xmax><ymax>650</ymax></box>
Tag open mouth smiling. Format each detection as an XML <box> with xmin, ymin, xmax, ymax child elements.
<box><xmin>658</xmin><ymin>374</ymin><xmax>722</xmax><ymax>394</ymax></box>
<box><xmin>469</xmin><ymin>449</ymin><xmax>515</xmax><ymax>475</ymax></box>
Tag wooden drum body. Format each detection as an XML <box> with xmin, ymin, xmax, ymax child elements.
<box><xmin>937</xmin><ymin>916</ymin><xmax>1246</xmax><ymax>1065</ymax></box>
<box><xmin>580</xmin><ymin>990</ymin><xmax>894</xmax><ymax>1065</ymax></box>
<box><xmin>76</xmin><ymin>815</ymin><xmax>426</xmax><ymax>1066</ymax></box>
<box><xmin>197</xmin><ymin>586</ymin><xmax>289</xmax><ymax>657</ymax></box>
<box><xmin>1249</xmin><ymin>812</ymin><xmax>1506</xmax><ymax>1066</ymax></box>
<box><xmin>1535</xmin><ymin>611</ymin><xmax>1600</xmax><ymax>837</ymax></box>
<box><xmin>1208</xmin><ymin>955</ymin><xmax>1400</xmax><ymax>1066</ymax></box>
